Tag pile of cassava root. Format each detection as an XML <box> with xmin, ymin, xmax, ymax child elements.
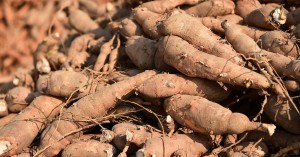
<box><xmin>2</xmin><ymin>0</ymin><xmax>300</xmax><ymax>156</ymax></box>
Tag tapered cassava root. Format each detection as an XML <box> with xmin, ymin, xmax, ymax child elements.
<box><xmin>159</xmin><ymin>13</ymin><xmax>245</xmax><ymax>66</ymax></box>
<box><xmin>159</xmin><ymin>35</ymin><xmax>270</xmax><ymax>89</ymax></box>
<box><xmin>0</xmin><ymin>96</ymin><xmax>63</xmax><ymax>156</ymax></box>
<box><xmin>164</xmin><ymin>94</ymin><xmax>276</xmax><ymax>135</ymax></box>
<box><xmin>37</xmin><ymin>70</ymin><xmax>156</xmax><ymax>157</ymax></box>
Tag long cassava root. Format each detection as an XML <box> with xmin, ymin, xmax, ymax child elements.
<box><xmin>0</xmin><ymin>96</ymin><xmax>63</xmax><ymax>156</ymax></box>
<box><xmin>159</xmin><ymin>35</ymin><xmax>270</xmax><ymax>89</ymax></box>
<box><xmin>37</xmin><ymin>70</ymin><xmax>156</xmax><ymax>157</ymax></box>
<box><xmin>164</xmin><ymin>94</ymin><xmax>276</xmax><ymax>135</ymax></box>
<box><xmin>137</xmin><ymin>73</ymin><xmax>231</xmax><ymax>102</ymax></box>
<box><xmin>159</xmin><ymin>13</ymin><xmax>245</xmax><ymax>66</ymax></box>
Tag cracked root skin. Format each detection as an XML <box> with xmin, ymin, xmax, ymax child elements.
<box><xmin>264</xmin><ymin>95</ymin><xmax>300</xmax><ymax>134</ymax></box>
<box><xmin>5</xmin><ymin>87</ymin><xmax>34</xmax><ymax>113</ymax></box>
<box><xmin>235</xmin><ymin>0</ymin><xmax>262</xmax><ymax>19</ymax></box>
<box><xmin>222</xmin><ymin>21</ymin><xmax>300</xmax><ymax>82</ymax></box>
<box><xmin>159</xmin><ymin>13</ymin><xmax>244</xmax><ymax>66</ymax></box>
<box><xmin>185</xmin><ymin>0</ymin><xmax>235</xmax><ymax>17</ymax></box>
<box><xmin>164</xmin><ymin>94</ymin><xmax>276</xmax><ymax>135</ymax></box>
<box><xmin>61</xmin><ymin>140</ymin><xmax>116</xmax><ymax>157</ymax></box>
<box><xmin>160</xmin><ymin>35</ymin><xmax>270</xmax><ymax>89</ymax></box>
<box><xmin>138</xmin><ymin>73</ymin><xmax>231</xmax><ymax>102</ymax></box>
<box><xmin>259</xmin><ymin>31</ymin><xmax>298</xmax><ymax>58</ymax></box>
<box><xmin>125</xmin><ymin>36</ymin><xmax>157</xmax><ymax>69</ymax></box>
<box><xmin>38</xmin><ymin>70</ymin><xmax>157</xmax><ymax>157</ymax></box>
<box><xmin>37</xmin><ymin>70</ymin><xmax>96</xmax><ymax>98</ymax></box>
<box><xmin>112</xmin><ymin>123</ymin><xmax>162</xmax><ymax>154</ymax></box>
<box><xmin>136</xmin><ymin>133</ymin><xmax>211</xmax><ymax>157</ymax></box>
<box><xmin>0</xmin><ymin>96</ymin><xmax>63</xmax><ymax>157</ymax></box>
<box><xmin>245</xmin><ymin>6</ymin><xmax>277</xmax><ymax>30</ymax></box>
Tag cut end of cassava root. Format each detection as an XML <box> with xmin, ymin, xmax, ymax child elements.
<box><xmin>248</xmin><ymin>122</ymin><xmax>276</xmax><ymax>136</ymax></box>
<box><xmin>0</xmin><ymin>141</ymin><xmax>11</xmax><ymax>156</ymax></box>
<box><xmin>264</xmin><ymin>124</ymin><xmax>276</xmax><ymax>136</ymax></box>
<box><xmin>0</xmin><ymin>101</ymin><xmax>7</xmax><ymax>112</ymax></box>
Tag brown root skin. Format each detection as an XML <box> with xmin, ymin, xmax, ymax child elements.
<box><xmin>138</xmin><ymin>73</ymin><xmax>231</xmax><ymax>102</ymax></box>
<box><xmin>87</xmin><ymin>37</ymin><xmax>106</xmax><ymax>54</ymax></box>
<box><xmin>0</xmin><ymin>96</ymin><xmax>64</xmax><ymax>157</ymax></box>
<box><xmin>108</xmin><ymin>35</ymin><xmax>121</xmax><ymax>71</ymax></box>
<box><xmin>0</xmin><ymin>100</ymin><xmax>8</xmax><ymax>117</ymax></box>
<box><xmin>132</xmin><ymin>7</ymin><xmax>159</xmax><ymax>26</ymax></box>
<box><xmin>221</xmin><ymin>21</ymin><xmax>267</xmax><ymax>64</ymax></box>
<box><xmin>264</xmin><ymin>94</ymin><xmax>300</xmax><ymax>134</ymax></box>
<box><xmin>235</xmin><ymin>0</ymin><xmax>262</xmax><ymax>19</ymax></box>
<box><xmin>108</xmin><ymin>21</ymin><xmax>121</xmax><ymax>34</ymax></box>
<box><xmin>185</xmin><ymin>0</ymin><xmax>235</xmax><ymax>17</ymax></box>
<box><xmin>94</xmin><ymin>34</ymin><xmax>116</xmax><ymax>71</ymax></box>
<box><xmin>140</xmin><ymin>0</ymin><xmax>202</xmax><ymax>14</ymax></box>
<box><xmin>120</xmin><ymin>18</ymin><xmax>144</xmax><ymax>38</ymax></box>
<box><xmin>66</xmin><ymin>34</ymin><xmax>94</xmax><ymax>70</ymax></box>
<box><xmin>141</xmin><ymin>15</ymin><xmax>163</xmax><ymax>39</ymax></box>
<box><xmin>136</xmin><ymin>133</ymin><xmax>212</xmax><ymax>157</ymax></box>
<box><xmin>160</xmin><ymin>35</ymin><xmax>270</xmax><ymax>89</ymax></box>
<box><xmin>125</xmin><ymin>36</ymin><xmax>157</xmax><ymax>69</ymax></box>
<box><xmin>112</xmin><ymin>123</ymin><xmax>161</xmax><ymax>153</ymax></box>
<box><xmin>5</xmin><ymin>87</ymin><xmax>36</xmax><ymax>113</ymax></box>
<box><xmin>201</xmin><ymin>15</ymin><xmax>243</xmax><ymax>35</ymax></box>
<box><xmin>222</xmin><ymin>21</ymin><xmax>300</xmax><ymax>82</ymax></box>
<box><xmin>132</xmin><ymin>7</ymin><xmax>163</xmax><ymax>39</ymax></box>
<box><xmin>154</xmin><ymin>37</ymin><xmax>176</xmax><ymax>72</ymax></box>
<box><xmin>218</xmin><ymin>14</ymin><xmax>244</xmax><ymax>24</ymax></box>
<box><xmin>201</xmin><ymin>17</ymin><xmax>265</xmax><ymax>40</ymax></box>
<box><xmin>37</xmin><ymin>70</ymin><xmax>97</xmax><ymax>98</ymax></box>
<box><xmin>78</xmin><ymin>0</ymin><xmax>116</xmax><ymax>19</ymax></box>
<box><xmin>47</xmin><ymin>52</ymin><xmax>67</xmax><ymax>70</ymax></box>
<box><xmin>245</xmin><ymin>6</ymin><xmax>278</xmax><ymax>30</ymax></box>
<box><xmin>220</xmin><ymin>19</ymin><xmax>266</xmax><ymax>39</ymax></box>
<box><xmin>33</xmin><ymin>36</ymin><xmax>59</xmax><ymax>74</ymax></box>
<box><xmin>159</xmin><ymin>13</ymin><xmax>244</xmax><ymax>65</ymax></box>
<box><xmin>68</xmin><ymin>6</ymin><xmax>98</xmax><ymax>33</ymax></box>
<box><xmin>258</xmin><ymin>31</ymin><xmax>298</xmax><ymax>58</ymax></box>
<box><xmin>200</xmin><ymin>17</ymin><xmax>227</xmax><ymax>34</ymax></box>
<box><xmin>164</xmin><ymin>94</ymin><xmax>276</xmax><ymax>135</ymax></box>
<box><xmin>61</xmin><ymin>140</ymin><xmax>117</xmax><ymax>157</ymax></box>
<box><xmin>284</xmin><ymin>80</ymin><xmax>300</xmax><ymax>92</ymax></box>
<box><xmin>67</xmin><ymin>6</ymin><xmax>111</xmax><ymax>38</ymax></box>
<box><xmin>38</xmin><ymin>70</ymin><xmax>157</xmax><ymax>157</ymax></box>
<box><xmin>0</xmin><ymin>114</ymin><xmax>17</xmax><ymax>128</ymax></box>
<box><xmin>234</xmin><ymin>25</ymin><xmax>266</xmax><ymax>41</ymax></box>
